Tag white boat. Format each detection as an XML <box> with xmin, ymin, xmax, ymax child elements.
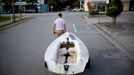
<box><xmin>44</xmin><ymin>32</ymin><xmax>90</xmax><ymax>74</ymax></box>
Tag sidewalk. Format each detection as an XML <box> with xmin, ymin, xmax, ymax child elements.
<box><xmin>85</xmin><ymin>12</ymin><xmax>134</xmax><ymax>61</ymax></box>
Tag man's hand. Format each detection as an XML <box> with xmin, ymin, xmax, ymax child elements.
<box><xmin>53</xmin><ymin>24</ymin><xmax>56</xmax><ymax>34</ymax></box>
<box><xmin>53</xmin><ymin>31</ymin><xmax>55</xmax><ymax>34</ymax></box>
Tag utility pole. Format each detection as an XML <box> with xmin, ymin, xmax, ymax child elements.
<box><xmin>13</xmin><ymin>0</ymin><xmax>15</xmax><ymax>22</ymax></box>
<box><xmin>80</xmin><ymin>0</ymin><xmax>82</xmax><ymax>8</ymax></box>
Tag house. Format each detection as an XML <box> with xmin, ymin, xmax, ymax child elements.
<box><xmin>122</xmin><ymin>0</ymin><xmax>130</xmax><ymax>11</ymax></box>
<box><xmin>14</xmin><ymin>0</ymin><xmax>49</xmax><ymax>13</ymax></box>
<box><xmin>84</xmin><ymin>0</ymin><xmax>131</xmax><ymax>12</ymax></box>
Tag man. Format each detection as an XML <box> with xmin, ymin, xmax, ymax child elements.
<box><xmin>53</xmin><ymin>13</ymin><xmax>67</xmax><ymax>37</ymax></box>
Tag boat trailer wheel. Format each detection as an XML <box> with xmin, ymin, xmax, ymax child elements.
<box><xmin>44</xmin><ymin>62</ymin><xmax>48</xmax><ymax>68</ymax></box>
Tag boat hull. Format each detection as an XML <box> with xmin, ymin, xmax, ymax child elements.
<box><xmin>44</xmin><ymin>32</ymin><xmax>90</xmax><ymax>74</ymax></box>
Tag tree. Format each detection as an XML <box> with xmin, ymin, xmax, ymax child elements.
<box><xmin>57</xmin><ymin>0</ymin><xmax>65</xmax><ymax>10</ymax></box>
<box><xmin>66</xmin><ymin>0</ymin><xmax>76</xmax><ymax>8</ymax></box>
<box><xmin>87</xmin><ymin>1</ymin><xmax>98</xmax><ymax>16</ymax></box>
<box><xmin>72</xmin><ymin>0</ymin><xmax>80</xmax><ymax>8</ymax></box>
<box><xmin>130</xmin><ymin>0</ymin><xmax>134</xmax><ymax>11</ymax></box>
<box><xmin>106</xmin><ymin>0</ymin><xmax>123</xmax><ymax>25</ymax></box>
<box><xmin>47</xmin><ymin>0</ymin><xmax>59</xmax><ymax>11</ymax></box>
<box><xmin>1</xmin><ymin>0</ymin><xmax>14</xmax><ymax>13</ymax></box>
<box><xmin>46</xmin><ymin>0</ymin><xmax>80</xmax><ymax>11</ymax></box>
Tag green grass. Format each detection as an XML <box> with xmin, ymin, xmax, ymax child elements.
<box><xmin>0</xmin><ymin>18</ymin><xmax>25</xmax><ymax>28</ymax></box>
<box><xmin>0</xmin><ymin>16</ymin><xmax>11</xmax><ymax>22</ymax></box>
<box><xmin>0</xmin><ymin>16</ymin><xmax>19</xmax><ymax>22</ymax></box>
<box><xmin>0</xmin><ymin>16</ymin><xmax>31</xmax><ymax>30</ymax></box>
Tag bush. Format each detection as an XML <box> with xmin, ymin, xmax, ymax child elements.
<box><xmin>87</xmin><ymin>2</ymin><xmax>98</xmax><ymax>16</ymax></box>
<box><xmin>89</xmin><ymin>8</ymin><xmax>98</xmax><ymax>15</ymax></box>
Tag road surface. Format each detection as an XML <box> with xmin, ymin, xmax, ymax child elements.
<box><xmin>0</xmin><ymin>12</ymin><xmax>134</xmax><ymax>75</ymax></box>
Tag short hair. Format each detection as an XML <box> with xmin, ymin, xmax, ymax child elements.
<box><xmin>58</xmin><ymin>13</ymin><xmax>62</xmax><ymax>17</ymax></box>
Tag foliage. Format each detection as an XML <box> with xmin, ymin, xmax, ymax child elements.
<box><xmin>87</xmin><ymin>1</ymin><xmax>98</xmax><ymax>16</ymax></box>
<box><xmin>66</xmin><ymin>0</ymin><xmax>76</xmax><ymax>8</ymax></box>
<box><xmin>57</xmin><ymin>0</ymin><xmax>79</xmax><ymax>8</ymax></box>
<box><xmin>72</xmin><ymin>0</ymin><xmax>80</xmax><ymax>8</ymax></box>
<box><xmin>1</xmin><ymin>0</ymin><xmax>13</xmax><ymax>13</ymax></box>
<box><xmin>57</xmin><ymin>0</ymin><xmax>65</xmax><ymax>10</ymax></box>
<box><xmin>1</xmin><ymin>0</ymin><xmax>37</xmax><ymax>13</ymax></box>
<box><xmin>47</xmin><ymin>0</ymin><xmax>55</xmax><ymax>6</ymax></box>
<box><xmin>106</xmin><ymin>0</ymin><xmax>123</xmax><ymax>25</ymax></box>
<box><xmin>47</xmin><ymin>0</ymin><xmax>80</xmax><ymax>11</ymax></box>
<box><xmin>47</xmin><ymin>0</ymin><xmax>59</xmax><ymax>11</ymax></box>
<box><xmin>130</xmin><ymin>0</ymin><xmax>134</xmax><ymax>11</ymax></box>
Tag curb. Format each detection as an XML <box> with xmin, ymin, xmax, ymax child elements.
<box><xmin>96</xmin><ymin>25</ymin><xmax>134</xmax><ymax>61</ymax></box>
<box><xmin>0</xmin><ymin>16</ymin><xmax>34</xmax><ymax>31</ymax></box>
<box><xmin>84</xmin><ymin>16</ymin><xmax>134</xmax><ymax>61</ymax></box>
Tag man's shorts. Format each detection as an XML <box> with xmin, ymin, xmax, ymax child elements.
<box><xmin>55</xmin><ymin>30</ymin><xmax>65</xmax><ymax>37</ymax></box>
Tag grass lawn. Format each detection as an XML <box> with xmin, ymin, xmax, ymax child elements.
<box><xmin>0</xmin><ymin>16</ymin><xmax>30</xmax><ymax>30</ymax></box>
<box><xmin>0</xmin><ymin>16</ymin><xmax>19</xmax><ymax>22</ymax></box>
<box><xmin>0</xmin><ymin>16</ymin><xmax>11</xmax><ymax>22</ymax></box>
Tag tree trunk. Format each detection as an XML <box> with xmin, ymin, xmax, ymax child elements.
<box><xmin>112</xmin><ymin>17</ymin><xmax>116</xmax><ymax>26</ymax></box>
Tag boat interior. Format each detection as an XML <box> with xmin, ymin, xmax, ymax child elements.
<box><xmin>58</xmin><ymin>37</ymin><xmax>77</xmax><ymax>64</ymax></box>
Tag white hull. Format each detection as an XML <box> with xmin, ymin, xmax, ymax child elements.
<box><xmin>44</xmin><ymin>32</ymin><xmax>90</xmax><ymax>74</ymax></box>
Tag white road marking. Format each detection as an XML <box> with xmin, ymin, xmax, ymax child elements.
<box><xmin>73</xmin><ymin>24</ymin><xmax>77</xmax><ymax>32</ymax></box>
<box><xmin>73</xmin><ymin>24</ymin><xmax>99</xmax><ymax>33</ymax></box>
<box><xmin>84</xmin><ymin>18</ymin><xmax>93</xmax><ymax>25</ymax></box>
<box><xmin>84</xmin><ymin>16</ymin><xmax>88</xmax><ymax>20</ymax></box>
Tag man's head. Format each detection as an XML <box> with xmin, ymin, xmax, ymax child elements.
<box><xmin>58</xmin><ymin>13</ymin><xmax>62</xmax><ymax>18</ymax></box>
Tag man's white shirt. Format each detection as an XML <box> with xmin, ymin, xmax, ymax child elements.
<box><xmin>54</xmin><ymin>18</ymin><xmax>65</xmax><ymax>30</ymax></box>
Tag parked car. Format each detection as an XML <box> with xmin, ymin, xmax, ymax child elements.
<box><xmin>72</xmin><ymin>7</ymin><xmax>83</xmax><ymax>12</ymax></box>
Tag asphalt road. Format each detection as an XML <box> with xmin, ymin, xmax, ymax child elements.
<box><xmin>0</xmin><ymin>12</ymin><xmax>134</xmax><ymax>75</ymax></box>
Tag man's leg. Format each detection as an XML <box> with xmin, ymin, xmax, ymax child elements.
<box><xmin>55</xmin><ymin>30</ymin><xmax>61</xmax><ymax>37</ymax></box>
